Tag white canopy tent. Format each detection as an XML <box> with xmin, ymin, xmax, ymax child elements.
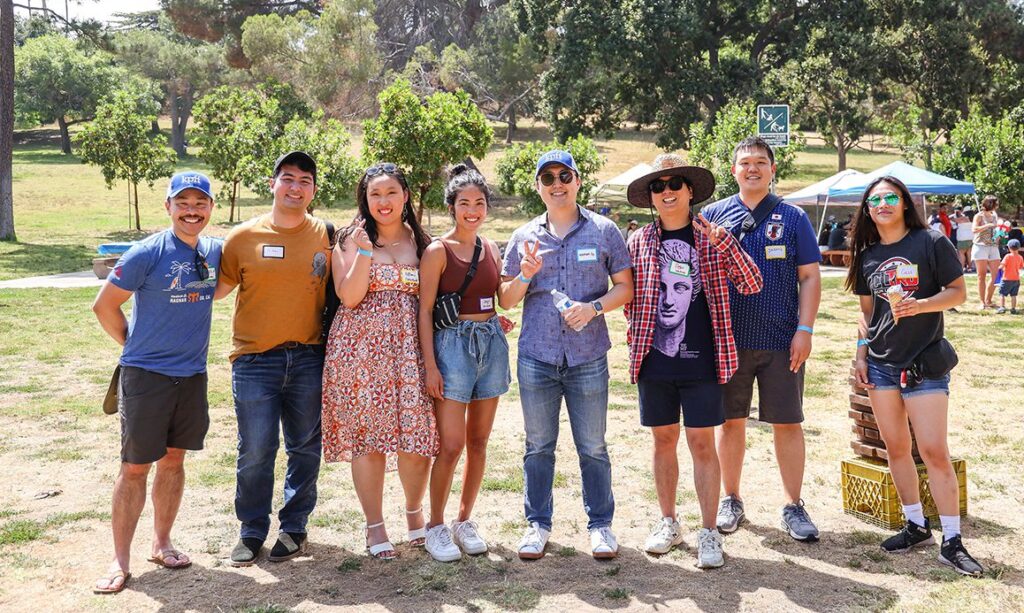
<box><xmin>588</xmin><ymin>163</ymin><xmax>653</xmax><ymax>209</ymax></box>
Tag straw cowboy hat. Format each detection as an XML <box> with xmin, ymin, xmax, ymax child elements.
<box><xmin>626</xmin><ymin>155</ymin><xmax>716</xmax><ymax>207</ymax></box>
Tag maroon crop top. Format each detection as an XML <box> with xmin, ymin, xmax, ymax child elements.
<box><xmin>438</xmin><ymin>239</ymin><xmax>499</xmax><ymax>315</ymax></box>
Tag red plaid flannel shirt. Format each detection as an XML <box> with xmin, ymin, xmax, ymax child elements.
<box><xmin>623</xmin><ymin>220</ymin><xmax>763</xmax><ymax>384</ymax></box>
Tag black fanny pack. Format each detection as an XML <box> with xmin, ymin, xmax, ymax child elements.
<box><xmin>905</xmin><ymin>337</ymin><xmax>958</xmax><ymax>386</ymax></box>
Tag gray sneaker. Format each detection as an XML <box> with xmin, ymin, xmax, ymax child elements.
<box><xmin>781</xmin><ymin>499</ymin><xmax>819</xmax><ymax>541</ymax></box>
<box><xmin>716</xmin><ymin>495</ymin><xmax>745</xmax><ymax>534</ymax></box>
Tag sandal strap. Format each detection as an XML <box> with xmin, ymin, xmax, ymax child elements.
<box><xmin>405</xmin><ymin>507</ymin><xmax>423</xmax><ymax>514</ymax></box>
<box><xmin>366</xmin><ymin>521</ymin><xmax>386</xmax><ymax>529</ymax></box>
<box><xmin>367</xmin><ymin>541</ymin><xmax>396</xmax><ymax>557</ymax></box>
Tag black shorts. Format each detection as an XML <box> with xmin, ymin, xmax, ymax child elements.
<box><xmin>637</xmin><ymin>378</ymin><xmax>724</xmax><ymax>428</ymax></box>
<box><xmin>723</xmin><ymin>349</ymin><xmax>804</xmax><ymax>424</ymax></box>
<box><xmin>118</xmin><ymin>366</ymin><xmax>209</xmax><ymax>464</ymax></box>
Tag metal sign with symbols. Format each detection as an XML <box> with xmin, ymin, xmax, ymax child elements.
<box><xmin>757</xmin><ymin>104</ymin><xmax>790</xmax><ymax>147</ymax></box>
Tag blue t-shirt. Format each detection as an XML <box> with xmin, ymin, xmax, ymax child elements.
<box><xmin>639</xmin><ymin>225</ymin><xmax>716</xmax><ymax>381</ymax></box>
<box><xmin>109</xmin><ymin>230</ymin><xmax>223</xmax><ymax>377</ymax></box>
<box><xmin>701</xmin><ymin>194</ymin><xmax>820</xmax><ymax>351</ymax></box>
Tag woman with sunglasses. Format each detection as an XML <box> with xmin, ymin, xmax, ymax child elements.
<box><xmin>847</xmin><ymin>176</ymin><xmax>980</xmax><ymax>576</ymax></box>
<box><xmin>322</xmin><ymin>163</ymin><xmax>438</xmax><ymax>560</ymax></box>
<box><xmin>623</xmin><ymin>154</ymin><xmax>762</xmax><ymax>569</ymax></box>
<box><xmin>416</xmin><ymin>164</ymin><xmax>511</xmax><ymax>562</ymax></box>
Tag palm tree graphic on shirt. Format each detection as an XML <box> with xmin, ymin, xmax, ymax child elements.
<box><xmin>166</xmin><ymin>261</ymin><xmax>193</xmax><ymax>290</ymax></box>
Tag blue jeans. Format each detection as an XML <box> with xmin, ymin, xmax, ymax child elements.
<box><xmin>232</xmin><ymin>344</ymin><xmax>324</xmax><ymax>540</ymax></box>
<box><xmin>517</xmin><ymin>353</ymin><xmax>613</xmax><ymax>531</ymax></box>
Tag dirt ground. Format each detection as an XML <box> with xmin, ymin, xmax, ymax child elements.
<box><xmin>1</xmin><ymin>284</ymin><xmax>1022</xmax><ymax>612</ymax></box>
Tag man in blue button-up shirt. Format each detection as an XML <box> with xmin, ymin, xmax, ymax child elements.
<box><xmin>500</xmin><ymin>150</ymin><xmax>633</xmax><ymax>560</ymax></box>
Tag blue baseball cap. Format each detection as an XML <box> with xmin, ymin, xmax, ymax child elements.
<box><xmin>534</xmin><ymin>149</ymin><xmax>579</xmax><ymax>179</ymax></box>
<box><xmin>1009</xmin><ymin>238</ymin><xmax>1021</xmax><ymax>249</ymax></box>
<box><xmin>167</xmin><ymin>171</ymin><xmax>214</xmax><ymax>199</ymax></box>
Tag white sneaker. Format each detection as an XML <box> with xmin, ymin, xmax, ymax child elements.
<box><xmin>451</xmin><ymin>519</ymin><xmax>488</xmax><ymax>555</ymax></box>
<box><xmin>518</xmin><ymin>522</ymin><xmax>550</xmax><ymax>560</ymax></box>
<box><xmin>424</xmin><ymin>524</ymin><xmax>461</xmax><ymax>562</ymax></box>
<box><xmin>696</xmin><ymin>528</ymin><xmax>724</xmax><ymax>569</ymax></box>
<box><xmin>590</xmin><ymin>526</ymin><xmax>619</xmax><ymax>559</ymax></box>
<box><xmin>645</xmin><ymin>517</ymin><xmax>684</xmax><ymax>554</ymax></box>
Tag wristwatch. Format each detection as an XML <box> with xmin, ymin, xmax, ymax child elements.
<box><xmin>591</xmin><ymin>300</ymin><xmax>604</xmax><ymax>314</ymax></box>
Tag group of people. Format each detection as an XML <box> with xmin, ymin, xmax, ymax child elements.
<box><xmin>91</xmin><ymin>137</ymin><xmax>984</xmax><ymax>595</ymax></box>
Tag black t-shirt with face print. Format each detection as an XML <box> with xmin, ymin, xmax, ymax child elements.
<box><xmin>639</xmin><ymin>225</ymin><xmax>717</xmax><ymax>381</ymax></box>
<box><xmin>854</xmin><ymin>229</ymin><xmax>963</xmax><ymax>368</ymax></box>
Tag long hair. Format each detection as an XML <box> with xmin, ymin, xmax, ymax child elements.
<box><xmin>844</xmin><ymin>176</ymin><xmax>928</xmax><ymax>291</ymax></box>
<box><xmin>444</xmin><ymin>163</ymin><xmax>492</xmax><ymax>219</ymax></box>
<box><xmin>342</xmin><ymin>163</ymin><xmax>431</xmax><ymax>258</ymax></box>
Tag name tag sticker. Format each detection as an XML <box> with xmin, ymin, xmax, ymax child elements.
<box><xmin>765</xmin><ymin>245</ymin><xmax>787</xmax><ymax>260</ymax></box>
<box><xmin>400</xmin><ymin>268</ymin><xmax>419</xmax><ymax>284</ymax></box>
<box><xmin>576</xmin><ymin>247</ymin><xmax>598</xmax><ymax>262</ymax></box>
<box><xmin>896</xmin><ymin>264</ymin><xmax>919</xmax><ymax>281</ymax></box>
<box><xmin>479</xmin><ymin>297</ymin><xmax>494</xmax><ymax>311</ymax></box>
<box><xmin>262</xmin><ymin>245</ymin><xmax>285</xmax><ymax>259</ymax></box>
<box><xmin>668</xmin><ymin>261</ymin><xmax>691</xmax><ymax>277</ymax></box>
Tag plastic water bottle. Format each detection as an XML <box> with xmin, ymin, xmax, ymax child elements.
<box><xmin>551</xmin><ymin>289</ymin><xmax>584</xmax><ymax>331</ymax></box>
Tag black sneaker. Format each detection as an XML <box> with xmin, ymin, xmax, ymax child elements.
<box><xmin>881</xmin><ymin>519</ymin><xmax>935</xmax><ymax>553</ymax></box>
<box><xmin>268</xmin><ymin>531</ymin><xmax>308</xmax><ymax>562</ymax></box>
<box><xmin>230</xmin><ymin>537</ymin><xmax>264</xmax><ymax>567</ymax></box>
<box><xmin>939</xmin><ymin>535</ymin><xmax>983</xmax><ymax>577</ymax></box>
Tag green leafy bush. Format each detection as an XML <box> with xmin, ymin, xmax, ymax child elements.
<box><xmin>495</xmin><ymin>135</ymin><xmax>603</xmax><ymax>215</ymax></box>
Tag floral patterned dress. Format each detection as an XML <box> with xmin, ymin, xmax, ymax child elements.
<box><xmin>322</xmin><ymin>263</ymin><xmax>438</xmax><ymax>468</ymax></box>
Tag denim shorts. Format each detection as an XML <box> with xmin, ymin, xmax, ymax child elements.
<box><xmin>866</xmin><ymin>357</ymin><xmax>949</xmax><ymax>398</ymax></box>
<box><xmin>999</xmin><ymin>280</ymin><xmax>1020</xmax><ymax>297</ymax></box>
<box><xmin>434</xmin><ymin>316</ymin><xmax>511</xmax><ymax>403</ymax></box>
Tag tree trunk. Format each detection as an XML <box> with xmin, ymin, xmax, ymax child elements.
<box><xmin>151</xmin><ymin>119</ymin><xmax>160</xmax><ymax>135</ymax></box>
<box><xmin>57</xmin><ymin>115</ymin><xmax>71</xmax><ymax>155</ymax></box>
<box><xmin>230</xmin><ymin>180</ymin><xmax>238</xmax><ymax>223</ymax></box>
<box><xmin>834</xmin><ymin>128</ymin><xmax>847</xmax><ymax>171</ymax></box>
<box><xmin>505</xmin><ymin>104</ymin><xmax>516</xmax><ymax>144</ymax></box>
<box><xmin>417</xmin><ymin>185</ymin><xmax>428</xmax><ymax>222</ymax></box>
<box><xmin>132</xmin><ymin>181</ymin><xmax>141</xmax><ymax>231</ymax></box>
<box><xmin>169</xmin><ymin>94</ymin><xmax>185</xmax><ymax>157</ymax></box>
<box><xmin>0</xmin><ymin>0</ymin><xmax>16</xmax><ymax>240</ymax></box>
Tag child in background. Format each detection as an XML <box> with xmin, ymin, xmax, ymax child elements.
<box><xmin>996</xmin><ymin>239</ymin><xmax>1022</xmax><ymax>314</ymax></box>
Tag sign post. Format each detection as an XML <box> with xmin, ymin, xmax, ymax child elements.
<box><xmin>757</xmin><ymin>104</ymin><xmax>790</xmax><ymax>147</ymax></box>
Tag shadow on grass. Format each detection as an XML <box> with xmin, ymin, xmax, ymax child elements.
<box><xmin>0</xmin><ymin>241</ymin><xmax>92</xmax><ymax>280</ymax></box>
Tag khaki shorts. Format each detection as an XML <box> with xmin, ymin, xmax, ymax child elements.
<box><xmin>119</xmin><ymin>366</ymin><xmax>209</xmax><ymax>464</ymax></box>
<box><xmin>723</xmin><ymin>350</ymin><xmax>804</xmax><ymax>424</ymax></box>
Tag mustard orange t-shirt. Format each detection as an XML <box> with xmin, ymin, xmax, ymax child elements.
<box><xmin>220</xmin><ymin>214</ymin><xmax>331</xmax><ymax>360</ymax></box>
<box><xmin>1001</xmin><ymin>252</ymin><xmax>1023</xmax><ymax>282</ymax></box>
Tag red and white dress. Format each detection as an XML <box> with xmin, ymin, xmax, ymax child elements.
<box><xmin>322</xmin><ymin>263</ymin><xmax>438</xmax><ymax>468</ymax></box>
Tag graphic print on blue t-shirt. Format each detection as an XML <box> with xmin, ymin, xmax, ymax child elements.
<box><xmin>640</xmin><ymin>225</ymin><xmax>716</xmax><ymax>381</ymax></box>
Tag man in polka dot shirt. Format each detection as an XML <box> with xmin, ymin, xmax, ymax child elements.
<box><xmin>701</xmin><ymin>137</ymin><xmax>823</xmax><ymax>542</ymax></box>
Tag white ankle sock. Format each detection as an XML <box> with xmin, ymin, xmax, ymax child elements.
<box><xmin>940</xmin><ymin>515</ymin><xmax>961</xmax><ymax>540</ymax></box>
<box><xmin>902</xmin><ymin>503</ymin><xmax>926</xmax><ymax>526</ymax></box>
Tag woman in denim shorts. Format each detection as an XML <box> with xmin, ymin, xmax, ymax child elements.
<box><xmin>846</xmin><ymin>176</ymin><xmax>982</xmax><ymax>576</ymax></box>
<box><xmin>417</xmin><ymin>164</ymin><xmax>512</xmax><ymax>562</ymax></box>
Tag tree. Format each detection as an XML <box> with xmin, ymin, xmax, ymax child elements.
<box><xmin>240</xmin><ymin>1</ymin><xmax>381</xmax><ymax>118</ymax></box>
<box><xmin>362</xmin><ymin>78</ymin><xmax>493</xmax><ymax>219</ymax></box>
<box><xmin>78</xmin><ymin>90</ymin><xmax>177</xmax><ymax>231</ymax></box>
<box><xmin>495</xmin><ymin>135</ymin><xmax>603</xmax><ymax>214</ymax></box>
<box><xmin>688</xmin><ymin>99</ymin><xmax>801</xmax><ymax>201</ymax></box>
<box><xmin>1</xmin><ymin>0</ymin><xmax>14</xmax><ymax>240</ymax></box>
<box><xmin>14</xmin><ymin>34</ymin><xmax>122</xmax><ymax>154</ymax></box>
<box><xmin>373</xmin><ymin>0</ymin><xmax>510</xmax><ymax>70</ymax></box>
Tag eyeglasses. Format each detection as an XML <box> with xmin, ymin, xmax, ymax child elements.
<box><xmin>365</xmin><ymin>163</ymin><xmax>399</xmax><ymax>177</ymax></box>
<box><xmin>649</xmin><ymin>176</ymin><xmax>687</xmax><ymax>194</ymax></box>
<box><xmin>194</xmin><ymin>250</ymin><xmax>209</xmax><ymax>282</ymax></box>
<box><xmin>539</xmin><ymin>169</ymin><xmax>575</xmax><ymax>187</ymax></box>
<box><xmin>866</xmin><ymin>192</ymin><xmax>900</xmax><ymax>208</ymax></box>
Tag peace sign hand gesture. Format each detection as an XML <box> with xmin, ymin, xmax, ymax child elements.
<box><xmin>520</xmin><ymin>240</ymin><xmax>544</xmax><ymax>279</ymax></box>
<box><xmin>693</xmin><ymin>214</ymin><xmax>728</xmax><ymax>246</ymax></box>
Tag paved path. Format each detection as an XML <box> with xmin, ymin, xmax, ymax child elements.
<box><xmin>0</xmin><ymin>271</ymin><xmax>104</xmax><ymax>289</ymax></box>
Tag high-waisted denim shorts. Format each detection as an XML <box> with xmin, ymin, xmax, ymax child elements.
<box><xmin>434</xmin><ymin>316</ymin><xmax>511</xmax><ymax>403</ymax></box>
<box><xmin>866</xmin><ymin>357</ymin><xmax>949</xmax><ymax>398</ymax></box>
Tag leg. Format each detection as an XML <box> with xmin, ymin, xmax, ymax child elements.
<box><xmin>458</xmin><ymin>397</ymin><xmax>499</xmax><ymax>522</ymax></box>
<box><xmin>517</xmin><ymin>355</ymin><xmax>563</xmax><ymax>530</ymax></box>
<box><xmin>716</xmin><ymin>418</ymin><xmax>746</xmax><ymax>498</ymax></box>
<box><xmin>976</xmin><ymin>260</ymin><xmax>988</xmax><ymax>307</ymax></box>
<box><xmin>651</xmin><ymin>424</ymin><xmax>680</xmax><ymax>520</ymax></box>
<box><xmin>773</xmin><ymin>424</ymin><xmax>806</xmax><ymax>504</ymax></box>
<box><xmin>685</xmin><ymin>427</ymin><xmax>720</xmax><ymax>530</ymax></box>
<box><xmin>104</xmin><ymin>461</ymin><xmax>151</xmax><ymax>584</ymax></box>
<box><xmin>904</xmin><ymin>394</ymin><xmax>959</xmax><ymax>518</ymax></box>
<box><xmin>986</xmin><ymin>260</ymin><xmax>1000</xmax><ymax>306</ymax></box>
<box><xmin>351</xmin><ymin>453</ymin><xmax>389</xmax><ymax>547</ymax></box>
<box><xmin>428</xmin><ymin>399</ymin><xmax>468</xmax><ymax>527</ymax></box>
<box><xmin>562</xmin><ymin>356</ymin><xmax>613</xmax><ymax>530</ymax></box>
<box><xmin>397</xmin><ymin>450</ymin><xmax>432</xmax><ymax>541</ymax></box>
<box><xmin>867</xmin><ymin>389</ymin><xmax>920</xmax><ymax>504</ymax></box>
<box><xmin>151</xmin><ymin>448</ymin><xmax>188</xmax><ymax>565</ymax></box>
<box><xmin>278</xmin><ymin>348</ymin><xmax>324</xmax><ymax>536</ymax></box>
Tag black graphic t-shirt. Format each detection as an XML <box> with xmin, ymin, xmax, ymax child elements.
<box><xmin>640</xmin><ymin>225</ymin><xmax>717</xmax><ymax>381</ymax></box>
<box><xmin>854</xmin><ymin>229</ymin><xmax>963</xmax><ymax>368</ymax></box>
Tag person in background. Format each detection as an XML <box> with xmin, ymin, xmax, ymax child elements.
<box><xmin>972</xmin><ymin>196</ymin><xmax>1002</xmax><ymax>309</ymax></box>
<box><xmin>623</xmin><ymin>218</ymin><xmax>640</xmax><ymax>242</ymax></box>
<box><xmin>996</xmin><ymin>238</ymin><xmax>1022</xmax><ymax>315</ymax></box>
<box><xmin>952</xmin><ymin>208</ymin><xmax>973</xmax><ymax>272</ymax></box>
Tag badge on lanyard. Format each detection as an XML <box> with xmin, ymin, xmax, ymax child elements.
<box><xmin>576</xmin><ymin>247</ymin><xmax>598</xmax><ymax>262</ymax></box>
<box><xmin>262</xmin><ymin>245</ymin><xmax>285</xmax><ymax>259</ymax></box>
<box><xmin>765</xmin><ymin>245</ymin><xmax>786</xmax><ymax>259</ymax></box>
<box><xmin>401</xmin><ymin>268</ymin><xmax>419</xmax><ymax>284</ymax></box>
<box><xmin>668</xmin><ymin>261</ymin><xmax>691</xmax><ymax>277</ymax></box>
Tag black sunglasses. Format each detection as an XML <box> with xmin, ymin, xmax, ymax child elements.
<box><xmin>649</xmin><ymin>176</ymin><xmax>688</xmax><ymax>194</ymax></box>
<box><xmin>365</xmin><ymin>163</ymin><xmax>399</xmax><ymax>177</ymax></box>
<box><xmin>539</xmin><ymin>169</ymin><xmax>575</xmax><ymax>187</ymax></box>
<box><xmin>194</xmin><ymin>250</ymin><xmax>209</xmax><ymax>282</ymax></box>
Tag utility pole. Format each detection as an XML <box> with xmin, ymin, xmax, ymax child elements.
<box><xmin>1</xmin><ymin>0</ymin><xmax>16</xmax><ymax>240</ymax></box>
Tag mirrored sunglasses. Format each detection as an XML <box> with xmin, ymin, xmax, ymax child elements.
<box><xmin>539</xmin><ymin>169</ymin><xmax>575</xmax><ymax>186</ymax></box>
<box><xmin>365</xmin><ymin>163</ymin><xmax>399</xmax><ymax>177</ymax></box>
<box><xmin>866</xmin><ymin>192</ymin><xmax>900</xmax><ymax>208</ymax></box>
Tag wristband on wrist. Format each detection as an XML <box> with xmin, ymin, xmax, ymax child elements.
<box><xmin>797</xmin><ymin>325</ymin><xmax>814</xmax><ymax>335</ymax></box>
<box><xmin>517</xmin><ymin>272</ymin><xmax>532</xmax><ymax>283</ymax></box>
<box><xmin>857</xmin><ymin>338</ymin><xmax>869</xmax><ymax>347</ymax></box>
<box><xmin>357</xmin><ymin>247</ymin><xmax>373</xmax><ymax>258</ymax></box>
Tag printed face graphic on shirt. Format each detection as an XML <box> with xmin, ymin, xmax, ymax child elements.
<box><xmin>867</xmin><ymin>256</ymin><xmax>920</xmax><ymax>300</ymax></box>
<box><xmin>654</xmin><ymin>238</ymin><xmax>702</xmax><ymax>356</ymax></box>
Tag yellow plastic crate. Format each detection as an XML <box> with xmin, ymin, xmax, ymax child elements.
<box><xmin>841</xmin><ymin>456</ymin><xmax>967</xmax><ymax>530</ymax></box>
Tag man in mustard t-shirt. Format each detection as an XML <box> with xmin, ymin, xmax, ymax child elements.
<box><xmin>215</xmin><ymin>151</ymin><xmax>332</xmax><ymax>566</ymax></box>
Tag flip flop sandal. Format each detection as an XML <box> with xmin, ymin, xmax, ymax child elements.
<box><xmin>93</xmin><ymin>570</ymin><xmax>131</xmax><ymax>594</ymax></box>
<box><xmin>406</xmin><ymin>507</ymin><xmax>426</xmax><ymax>547</ymax></box>
<box><xmin>365</xmin><ymin>521</ymin><xmax>396</xmax><ymax>560</ymax></box>
<box><xmin>148</xmin><ymin>549</ymin><xmax>192</xmax><ymax>569</ymax></box>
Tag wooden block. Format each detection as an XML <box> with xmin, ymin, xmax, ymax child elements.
<box><xmin>848</xmin><ymin>409</ymin><xmax>876</xmax><ymax>425</ymax></box>
<box><xmin>849</xmin><ymin>394</ymin><xmax>871</xmax><ymax>408</ymax></box>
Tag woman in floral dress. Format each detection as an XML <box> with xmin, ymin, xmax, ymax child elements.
<box><xmin>322</xmin><ymin>163</ymin><xmax>438</xmax><ymax>559</ymax></box>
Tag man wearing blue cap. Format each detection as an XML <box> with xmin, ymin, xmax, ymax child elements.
<box><xmin>91</xmin><ymin>171</ymin><xmax>220</xmax><ymax>594</ymax></box>
<box><xmin>500</xmin><ymin>150</ymin><xmax>633</xmax><ymax>559</ymax></box>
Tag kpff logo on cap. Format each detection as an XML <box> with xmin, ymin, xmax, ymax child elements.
<box><xmin>167</xmin><ymin>171</ymin><xmax>214</xmax><ymax>199</ymax></box>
